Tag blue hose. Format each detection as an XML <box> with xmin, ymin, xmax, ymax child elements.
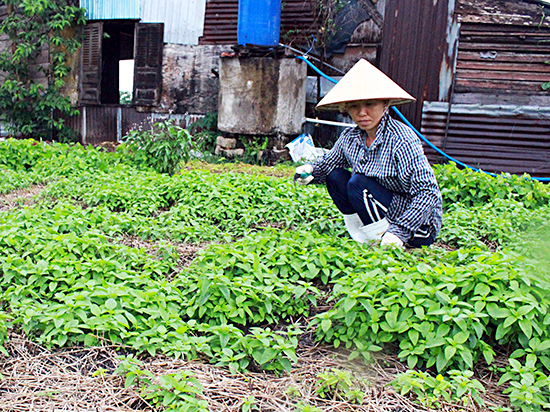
<box><xmin>297</xmin><ymin>55</ymin><xmax>550</xmax><ymax>182</ymax></box>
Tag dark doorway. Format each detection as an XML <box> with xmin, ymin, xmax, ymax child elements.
<box><xmin>100</xmin><ymin>22</ymin><xmax>136</xmax><ymax>104</ymax></box>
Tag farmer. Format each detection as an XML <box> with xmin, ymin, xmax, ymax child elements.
<box><xmin>295</xmin><ymin>59</ymin><xmax>442</xmax><ymax>248</ymax></box>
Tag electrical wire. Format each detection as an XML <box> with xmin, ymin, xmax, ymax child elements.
<box><xmin>296</xmin><ymin>54</ymin><xmax>550</xmax><ymax>182</ymax></box>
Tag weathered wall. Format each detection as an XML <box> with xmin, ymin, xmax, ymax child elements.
<box><xmin>58</xmin><ymin>26</ymin><xmax>81</xmax><ymax>106</ymax></box>
<box><xmin>0</xmin><ymin>4</ymin><xmax>50</xmax><ymax>88</ymax></box>
<box><xmin>329</xmin><ymin>45</ymin><xmax>378</xmax><ymax>72</ymax></box>
<box><xmin>218</xmin><ymin>57</ymin><xmax>307</xmax><ymax>136</ymax></box>
<box><xmin>159</xmin><ymin>44</ymin><xmax>231</xmax><ymax>114</ymax></box>
<box><xmin>0</xmin><ymin>4</ymin><xmax>8</xmax><ymax>83</ymax></box>
<box><xmin>457</xmin><ymin>0</ymin><xmax>550</xmax><ymax>25</ymax></box>
<box><xmin>454</xmin><ymin>0</ymin><xmax>550</xmax><ymax>106</ymax></box>
<box><xmin>0</xmin><ymin>5</ymin><xmax>79</xmax><ymax>97</ymax></box>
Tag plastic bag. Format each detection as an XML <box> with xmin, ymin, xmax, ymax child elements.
<box><xmin>285</xmin><ymin>133</ymin><xmax>327</xmax><ymax>163</ymax></box>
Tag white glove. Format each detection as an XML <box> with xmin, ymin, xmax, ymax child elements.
<box><xmin>294</xmin><ymin>164</ymin><xmax>314</xmax><ymax>185</ymax></box>
<box><xmin>380</xmin><ymin>232</ymin><xmax>404</xmax><ymax>248</ymax></box>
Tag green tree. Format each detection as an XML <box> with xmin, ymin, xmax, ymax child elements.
<box><xmin>0</xmin><ymin>0</ymin><xmax>86</xmax><ymax>140</ymax></box>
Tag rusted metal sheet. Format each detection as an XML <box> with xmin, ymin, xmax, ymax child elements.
<box><xmin>454</xmin><ymin>22</ymin><xmax>550</xmax><ymax>95</ymax></box>
<box><xmin>457</xmin><ymin>0</ymin><xmax>550</xmax><ymax>26</ymax></box>
<box><xmin>141</xmin><ymin>0</ymin><xmax>207</xmax><ymax>45</ymax></box>
<box><xmin>421</xmin><ymin>102</ymin><xmax>550</xmax><ymax>176</ymax></box>
<box><xmin>280</xmin><ymin>0</ymin><xmax>317</xmax><ymax>42</ymax></box>
<box><xmin>379</xmin><ymin>0</ymin><xmax>457</xmax><ymax>130</ymax></box>
<box><xmin>52</xmin><ymin>109</ymin><xmax>83</xmax><ymax>142</ymax></box>
<box><xmin>121</xmin><ymin>107</ymin><xmax>149</xmax><ymax>136</ymax></box>
<box><xmin>83</xmin><ymin>106</ymin><xmax>119</xmax><ymax>145</ymax></box>
<box><xmin>199</xmin><ymin>0</ymin><xmax>316</xmax><ymax>45</ymax></box>
<box><xmin>79</xmin><ymin>0</ymin><xmax>140</xmax><ymax>20</ymax></box>
<box><xmin>198</xmin><ymin>0</ymin><xmax>238</xmax><ymax>45</ymax></box>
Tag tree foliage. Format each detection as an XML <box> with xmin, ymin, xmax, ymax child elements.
<box><xmin>0</xmin><ymin>0</ymin><xmax>86</xmax><ymax>140</ymax></box>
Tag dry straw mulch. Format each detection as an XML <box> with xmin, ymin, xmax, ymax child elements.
<box><xmin>0</xmin><ymin>332</ymin><xmax>508</xmax><ymax>412</ymax></box>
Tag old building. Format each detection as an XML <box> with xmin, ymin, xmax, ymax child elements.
<box><xmin>71</xmin><ymin>0</ymin><xmax>384</xmax><ymax>146</ymax></box>
<box><xmin>381</xmin><ymin>0</ymin><xmax>550</xmax><ymax>176</ymax></box>
<box><xmin>0</xmin><ymin>0</ymin><xmax>385</xmax><ymax>145</ymax></box>
<box><xmin>1</xmin><ymin>0</ymin><xmax>549</xmax><ymax>176</ymax></box>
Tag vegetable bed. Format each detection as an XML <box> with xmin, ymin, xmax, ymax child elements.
<box><xmin>1</xmin><ymin>138</ymin><xmax>549</xmax><ymax>412</ymax></box>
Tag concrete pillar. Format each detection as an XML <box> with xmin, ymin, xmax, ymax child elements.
<box><xmin>218</xmin><ymin>57</ymin><xmax>306</xmax><ymax>136</ymax></box>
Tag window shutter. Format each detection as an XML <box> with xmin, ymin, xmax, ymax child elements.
<box><xmin>79</xmin><ymin>22</ymin><xmax>103</xmax><ymax>105</ymax></box>
<box><xmin>133</xmin><ymin>23</ymin><xmax>164</xmax><ymax>106</ymax></box>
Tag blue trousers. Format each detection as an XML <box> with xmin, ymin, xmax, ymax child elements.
<box><xmin>326</xmin><ymin>168</ymin><xmax>434</xmax><ymax>248</ymax></box>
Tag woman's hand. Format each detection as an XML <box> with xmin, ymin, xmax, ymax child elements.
<box><xmin>294</xmin><ymin>164</ymin><xmax>314</xmax><ymax>185</ymax></box>
<box><xmin>380</xmin><ymin>232</ymin><xmax>404</xmax><ymax>247</ymax></box>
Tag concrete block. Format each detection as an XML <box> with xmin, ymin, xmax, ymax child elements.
<box><xmin>218</xmin><ymin>57</ymin><xmax>307</xmax><ymax>135</ymax></box>
<box><xmin>216</xmin><ymin>136</ymin><xmax>237</xmax><ymax>149</ymax></box>
<box><xmin>215</xmin><ymin>146</ymin><xmax>244</xmax><ymax>158</ymax></box>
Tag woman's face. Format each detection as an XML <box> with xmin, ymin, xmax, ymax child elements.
<box><xmin>344</xmin><ymin>100</ymin><xmax>388</xmax><ymax>135</ymax></box>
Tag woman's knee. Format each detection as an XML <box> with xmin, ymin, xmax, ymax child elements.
<box><xmin>349</xmin><ymin>174</ymin><xmax>393</xmax><ymax>206</ymax></box>
<box><xmin>327</xmin><ymin>168</ymin><xmax>351</xmax><ymax>187</ymax></box>
<box><xmin>348</xmin><ymin>174</ymin><xmax>379</xmax><ymax>193</ymax></box>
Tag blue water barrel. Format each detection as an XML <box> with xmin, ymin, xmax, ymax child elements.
<box><xmin>237</xmin><ymin>0</ymin><xmax>281</xmax><ymax>47</ymax></box>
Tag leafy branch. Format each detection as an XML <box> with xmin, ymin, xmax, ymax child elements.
<box><xmin>0</xmin><ymin>0</ymin><xmax>86</xmax><ymax>140</ymax></box>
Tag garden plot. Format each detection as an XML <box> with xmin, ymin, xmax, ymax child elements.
<box><xmin>0</xmin><ymin>138</ymin><xmax>549</xmax><ymax>412</ymax></box>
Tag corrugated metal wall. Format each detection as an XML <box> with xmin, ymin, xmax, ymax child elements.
<box><xmin>80</xmin><ymin>0</ymin><xmax>140</xmax><ymax>20</ymax></box>
<box><xmin>418</xmin><ymin>2</ymin><xmax>550</xmax><ymax>177</ymax></box>
<box><xmin>421</xmin><ymin>102</ymin><xmax>550</xmax><ymax>176</ymax></box>
<box><xmin>199</xmin><ymin>0</ymin><xmax>238</xmax><ymax>44</ymax></box>
<box><xmin>280</xmin><ymin>0</ymin><xmax>317</xmax><ymax>43</ymax></box>
<box><xmin>54</xmin><ymin>108</ymin><xmax>204</xmax><ymax>145</ymax></box>
<box><xmin>84</xmin><ymin>106</ymin><xmax>119</xmax><ymax>145</ymax></box>
<box><xmin>199</xmin><ymin>0</ymin><xmax>316</xmax><ymax>45</ymax></box>
<box><xmin>141</xmin><ymin>0</ymin><xmax>207</xmax><ymax>45</ymax></box>
<box><xmin>379</xmin><ymin>0</ymin><xmax>456</xmax><ymax>130</ymax></box>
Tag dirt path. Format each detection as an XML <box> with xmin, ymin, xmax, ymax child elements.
<box><xmin>0</xmin><ymin>185</ymin><xmax>44</xmax><ymax>212</ymax></box>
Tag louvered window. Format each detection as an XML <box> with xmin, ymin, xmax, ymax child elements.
<box><xmin>79</xmin><ymin>22</ymin><xmax>164</xmax><ymax>107</ymax></box>
<box><xmin>133</xmin><ymin>23</ymin><xmax>164</xmax><ymax>106</ymax></box>
<box><xmin>79</xmin><ymin>22</ymin><xmax>102</xmax><ymax>105</ymax></box>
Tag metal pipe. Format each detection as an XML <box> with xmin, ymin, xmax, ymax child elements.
<box><xmin>279</xmin><ymin>43</ymin><xmax>346</xmax><ymax>75</ymax></box>
<box><xmin>305</xmin><ymin>117</ymin><xmax>355</xmax><ymax>128</ymax></box>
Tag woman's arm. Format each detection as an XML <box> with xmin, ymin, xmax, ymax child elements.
<box><xmin>311</xmin><ymin>129</ymin><xmax>353</xmax><ymax>184</ymax></box>
<box><xmin>386</xmin><ymin>139</ymin><xmax>442</xmax><ymax>242</ymax></box>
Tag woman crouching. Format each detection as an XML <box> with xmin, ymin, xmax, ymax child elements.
<box><xmin>295</xmin><ymin>59</ymin><xmax>442</xmax><ymax>248</ymax></box>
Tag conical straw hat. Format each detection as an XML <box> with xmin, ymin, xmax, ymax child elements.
<box><xmin>316</xmin><ymin>59</ymin><xmax>415</xmax><ymax>111</ymax></box>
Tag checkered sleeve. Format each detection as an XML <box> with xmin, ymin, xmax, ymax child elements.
<box><xmin>386</xmin><ymin>138</ymin><xmax>442</xmax><ymax>242</ymax></box>
<box><xmin>310</xmin><ymin>129</ymin><xmax>352</xmax><ymax>184</ymax></box>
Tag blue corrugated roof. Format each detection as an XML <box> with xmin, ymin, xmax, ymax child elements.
<box><xmin>80</xmin><ymin>0</ymin><xmax>141</xmax><ymax>20</ymax></box>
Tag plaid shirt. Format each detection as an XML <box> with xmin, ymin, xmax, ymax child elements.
<box><xmin>312</xmin><ymin>114</ymin><xmax>443</xmax><ymax>242</ymax></box>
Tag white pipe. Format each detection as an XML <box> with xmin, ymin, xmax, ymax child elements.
<box><xmin>82</xmin><ymin>107</ymin><xmax>87</xmax><ymax>145</ymax></box>
<box><xmin>305</xmin><ymin>117</ymin><xmax>356</xmax><ymax>128</ymax></box>
<box><xmin>117</xmin><ymin>107</ymin><xmax>122</xmax><ymax>142</ymax></box>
